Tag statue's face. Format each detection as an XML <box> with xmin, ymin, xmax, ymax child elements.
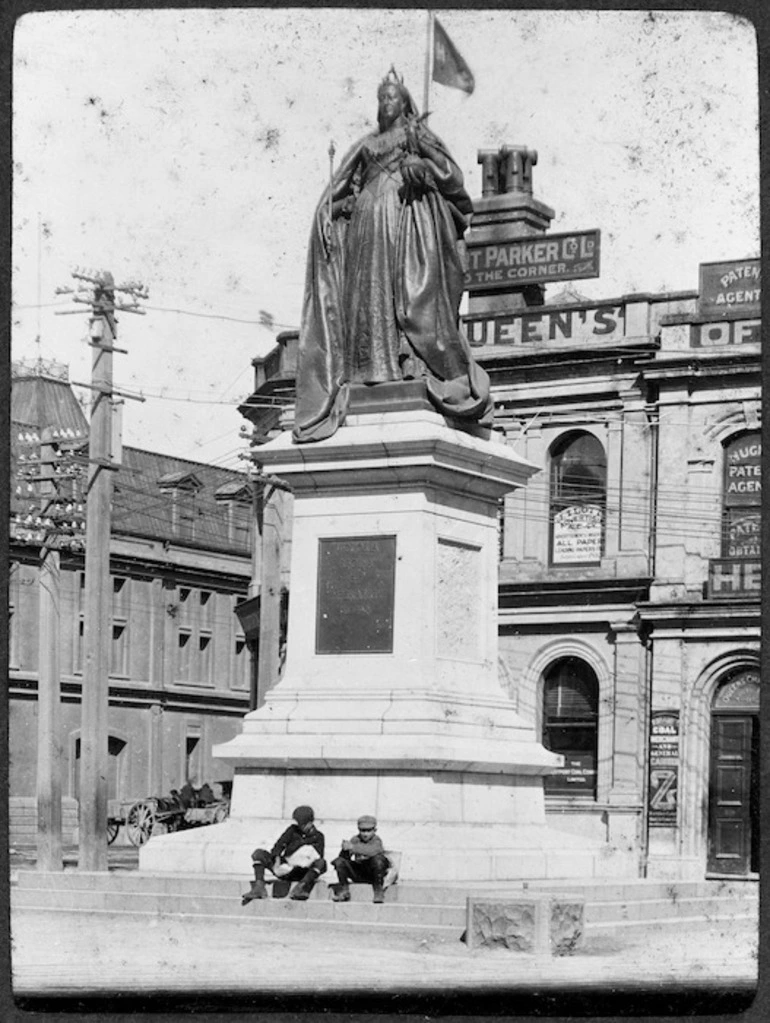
<box><xmin>378</xmin><ymin>84</ymin><xmax>405</xmax><ymax>128</ymax></box>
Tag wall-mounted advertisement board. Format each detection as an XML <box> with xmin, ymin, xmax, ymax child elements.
<box><xmin>698</xmin><ymin>259</ymin><xmax>760</xmax><ymax>319</ymax></box>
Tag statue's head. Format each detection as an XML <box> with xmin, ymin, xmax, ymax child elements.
<box><xmin>377</xmin><ymin>67</ymin><xmax>417</xmax><ymax>131</ymax></box>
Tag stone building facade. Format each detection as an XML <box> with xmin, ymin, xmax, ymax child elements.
<box><xmin>240</xmin><ymin>265</ymin><xmax>760</xmax><ymax>882</ymax></box>
<box><xmin>8</xmin><ymin>363</ymin><xmax>254</xmax><ymax>844</ymax></box>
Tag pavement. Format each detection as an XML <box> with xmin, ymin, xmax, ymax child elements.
<box><xmin>5</xmin><ymin>845</ymin><xmax>764</xmax><ymax>1019</ymax></box>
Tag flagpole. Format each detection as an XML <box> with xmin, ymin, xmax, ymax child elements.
<box><xmin>423</xmin><ymin>9</ymin><xmax>434</xmax><ymax>115</ymax></box>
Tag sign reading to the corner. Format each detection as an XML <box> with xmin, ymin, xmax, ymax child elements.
<box><xmin>316</xmin><ymin>536</ymin><xmax>396</xmax><ymax>654</ymax></box>
<box><xmin>698</xmin><ymin>258</ymin><xmax>760</xmax><ymax>318</ymax></box>
<box><xmin>464</xmin><ymin>230</ymin><xmax>600</xmax><ymax>291</ymax></box>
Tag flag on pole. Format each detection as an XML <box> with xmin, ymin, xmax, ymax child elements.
<box><xmin>432</xmin><ymin>16</ymin><xmax>475</xmax><ymax>94</ymax></box>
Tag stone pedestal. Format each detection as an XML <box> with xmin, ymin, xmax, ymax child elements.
<box><xmin>140</xmin><ymin>386</ymin><xmax>600</xmax><ymax>880</ymax></box>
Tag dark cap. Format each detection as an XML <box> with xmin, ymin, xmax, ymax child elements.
<box><xmin>357</xmin><ymin>814</ymin><xmax>377</xmax><ymax>829</ymax></box>
<box><xmin>292</xmin><ymin>805</ymin><xmax>315</xmax><ymax>826</ymax></box>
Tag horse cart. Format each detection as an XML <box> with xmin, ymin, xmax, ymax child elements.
<box><xmin>107</xmin><ymin>782</ymin><xmax>231</xmax><ymax>847</ymax></box>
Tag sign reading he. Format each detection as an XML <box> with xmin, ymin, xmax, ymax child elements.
<box><xmin>690</xmin><ymin>319</ymin><xmax>760</xmax><ymax>348</ymax></box>
<box><xmin>707</xmin><ymin>558</ymin><xmax>761</xmax><ymax>600</ymax></box>
<box><xmin>316</xmin><ymin>536</ymin><xmax>396</xmax><ymax>654</ymax></box>
<box><xmin>465</xmin><ymin>303</ymin><xmax>625</xmax><ymax>347</ymax></box>
<box><xmin>464</xmin><ymin>230</ymin><xmax>600</xmax><ymax>291</ymax></box>
<box><xmin>649</xmin><ymin>711</ymin><xmax>680</xmax><ymax>827</ymax></box>
<box><xmin>698</xmin><ymin>259</ymin><xmax>761</xmax><ymax>318</ymax></box>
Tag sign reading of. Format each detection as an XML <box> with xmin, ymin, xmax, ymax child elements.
<box><xmin>465</xmin><ymin>303</ymin><xmax>625</xmax><ymax>347</ymax></box>
<box><xmin>690</xmin><ymin>319</ymin><xmax>760</xmax><ymax>348</ymax></box>
<box><xmin>316</xmin><ymin>536</ymin><xmax>397</xmax><ymax>654</ymax></box>
<box><xmin>698</xmin><ymin>259</ymin><xmax>760</xmax><ymax>318</ymax></box>
<box><xmin>649</xmin><ymin>711</ymin><xmax>680</xmax><ymax>827</ymax></box>
<box><xmin>464</xmin><ymin>230</ymin><xmax>600</xmax><ymax>291</ymax></box>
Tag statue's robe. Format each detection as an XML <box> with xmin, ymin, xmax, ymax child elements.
<box><xmin>293</xmin><ymin>120</ymin><xmax>493</xmax><ymax>443</ymax></box>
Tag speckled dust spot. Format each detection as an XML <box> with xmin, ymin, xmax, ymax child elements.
<box><xmin>259</xmin><ymin>126</ymin><xmax>281</xmax><ymax>150</ymax></box>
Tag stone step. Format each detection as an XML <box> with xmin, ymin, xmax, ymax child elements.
<box><xmin>11</xmin><ymin>886</ymin><xmax>466</xmax><ymax>927</ymax></box>
<box><xmin>13</xmin><ymin>872</ymin><xmax>757</xmax><ymax>935</ymax></box>
<box><xmin>11</xmin><ymin>894</ymin><xmax>462</xmax><ymax>949</ymax></box>
<box><xmin>12</xmin><ymin>888</ymin><xmax>756</xmax><ymax>960</ymax></box>
<box><xmin>14</xmin><ymin>869</ymin><xmax>757</xmax><ymax>908</ymax></box>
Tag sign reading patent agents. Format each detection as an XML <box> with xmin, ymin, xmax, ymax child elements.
<box><xmin>464</xmin><ymin>230</ymin><xmax>600</xmax><ymax>291</ymax></box>
<box><xmin>698</xmin><ymin>258</ymin><xmax>760</xmax><ymax>318</ymax></box>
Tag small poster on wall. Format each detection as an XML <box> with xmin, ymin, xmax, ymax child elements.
<box><xmin>552</xmin><ymin>504</ymin><xmax>603</xmax><ymax>563</ymax></box>
<box><xmin>649</xmin><ymin>711</ymin><xmax>680</xmax><ymax>827</ymax></box>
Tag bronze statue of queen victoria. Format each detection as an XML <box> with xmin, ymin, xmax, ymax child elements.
<box><xmin>292</xmin><ymin>70</ymin><xmax>493</xmax><ymax>443</ymax></box>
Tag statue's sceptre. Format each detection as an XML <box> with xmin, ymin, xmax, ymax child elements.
<box><xmin>327</xmin><ymin>140</ymin><xmax>335</xmax><ymax>255</ymax></box>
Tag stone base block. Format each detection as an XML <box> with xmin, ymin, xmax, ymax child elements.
<box><xmin>465</xmin><ymin>895</ymin><xmax>585</xmax><ymax>955</ymax></box>
<box><xmin>139</xmin><ymin>813</ymin><xmax>602</xmax><ymax>883</ymax></box>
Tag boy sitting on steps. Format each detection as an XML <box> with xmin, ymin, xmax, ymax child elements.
<box><xmin>331</xmin><ymin>815</ymin><xmax>390</xmax><ymax>904</ymax></box>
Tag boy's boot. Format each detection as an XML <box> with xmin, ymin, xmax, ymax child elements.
<box><xmin>372</xmin><ymin>882</ymin><xmax>385</xmax><ymax>904</ymax></box>
<box><xmin>241</xmin><ymin>865</ymin><xmax>268</xmax><ymax>905</ymax></box>
<box><xmin>290</xmin><ymin>868</ymin><xmax>318</xmax><ymax>901</ymax></box>
<box><xmin>331</xmin><ymin>882</ymin><xmax>351</xmax><ymax>902</ymax></box>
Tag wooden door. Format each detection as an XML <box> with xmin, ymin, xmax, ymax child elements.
<box><xmin>707</xmin><ymin>714</ymin><xmax>758</xmax><ymax>875</ymax></box>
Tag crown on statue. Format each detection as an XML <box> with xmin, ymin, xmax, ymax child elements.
<box><xmin>379</xmin><ymin>66</ymin><xmax>405</xmax><ymax>92</ymax></box>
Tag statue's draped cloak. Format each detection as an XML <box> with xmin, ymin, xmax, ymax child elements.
<box><xmin>293</xmin><ymin>121</ymin><xmax>493</xmax><ymax>443</ymax></box>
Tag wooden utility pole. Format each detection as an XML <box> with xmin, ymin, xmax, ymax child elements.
<box><xmin>35</xmin><ymin>427</ymin><xmax>62</xmax><ymax>871</ymax></box>
<box><xmin>79</xmin><ymin>274</ymin><xmax>116</xmax><ymax>871</ymax></box>
<box><xmin>56</xmin><ymin>268</ymin><xmax>147</xmax><ymax>871</ymax></box>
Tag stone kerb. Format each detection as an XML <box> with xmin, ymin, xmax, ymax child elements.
<box><xmin>465</xmin><ymin>894</ymin><xmax>586</xmax><ymax>955</ymax></box>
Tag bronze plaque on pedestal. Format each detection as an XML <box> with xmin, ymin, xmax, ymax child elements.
<box><xmin>316</xmin><ymin>536</ymin><xmax>396</xmax><ymax>654</ymax></box>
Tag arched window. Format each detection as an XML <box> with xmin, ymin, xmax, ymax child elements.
<box><xmin>721</xmin><ymin>432</ymin><xmax>761</xmax><ymax>559</ymax></box>
<box><xmin>549</xmin><ymin>432</ymin><xmax>607</xmax><ymax>565</ymax></box>
<box><xmin>542</xmin><ymin>657</ymin><xmax>599</xmax><ymax>797</ymax></box>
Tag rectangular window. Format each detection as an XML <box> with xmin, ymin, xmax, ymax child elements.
<box><xmin>177</xmin><ymin>629</ymin><xmax>192</xmax><ymax>681</ymax></box>
<box><xmin>74</xmin><ymin>617</ymin><xmax>84</xmax><ymax>675</ymax></box>
<box><xmin>8</xmin><ymin>604</ymin><xmax>17</xmax><ymax>669</ymax></box>
<box><xmin>233</xmin><ymin>635</ymin><xmax>250</xmax><ymax>691</ymax></box>
<box><xmin>112</xmin><ymin>576</ymin><xmax>129</xmax><ymax>615</ymax></box>
<box><xmin>199</xmin><ymin>589</ymin><xmax>212</xmax><ymax>627</ymax></box>
<box><xmin>185</xmin><ymin>732</ymin><xmax>201</xmax><ymax>783</ymax></box>
<box><xmin>198</xmin><ymin>632</ymin><xmax>212</xmax><ymax>684</ymax></box>
<box><xmin>111</xmin><ymin>621</ymin><xmax>129</xmax><ymax>676</ymax></box>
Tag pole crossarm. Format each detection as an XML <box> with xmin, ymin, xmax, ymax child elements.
<box><xmin>70</xmin><ymin>380</ymin><xmax>146</xmax><ymax>402</ymax></box>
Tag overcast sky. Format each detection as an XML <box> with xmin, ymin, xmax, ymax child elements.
<box><xmin>12</xmin><ymin>7</ymin><xmax>759</xmax><ymax>469</ymax></box>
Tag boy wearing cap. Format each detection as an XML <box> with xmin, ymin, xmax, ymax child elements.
<box><xmin>331</xmin><ymin>815</ymin><xmax>390</xmax><ymax>904</ymax></box>
<box><xmin>241</xmin><ymin>805</ymin><xmax>326</xmax><ymax>904</ymax></box>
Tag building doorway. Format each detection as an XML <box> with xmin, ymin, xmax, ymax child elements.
<box><xmin>707</xmin><ymin>670</ymin><xmax>760</xmax><ymax>876</ymax></box>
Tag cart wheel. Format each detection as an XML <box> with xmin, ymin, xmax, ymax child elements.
<box><xmin>126</xmin><ymin>801</ymin><xmax>155</xmax><ymax>846</ymax></box>
<box><xmin>106</xmin><ymin>820</ymin><xmax>120</xmax><ymax>846</ymax></box>
<box><xmin>213</xmin><ymin>803</ymin><xmax>229</xmax><ymax>824</ymax></box>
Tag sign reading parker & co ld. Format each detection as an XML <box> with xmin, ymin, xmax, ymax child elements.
<box><xmin>464</xmin><ymin>230</ymin><xmax>600</xmax><ymax>291</ymax></box>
